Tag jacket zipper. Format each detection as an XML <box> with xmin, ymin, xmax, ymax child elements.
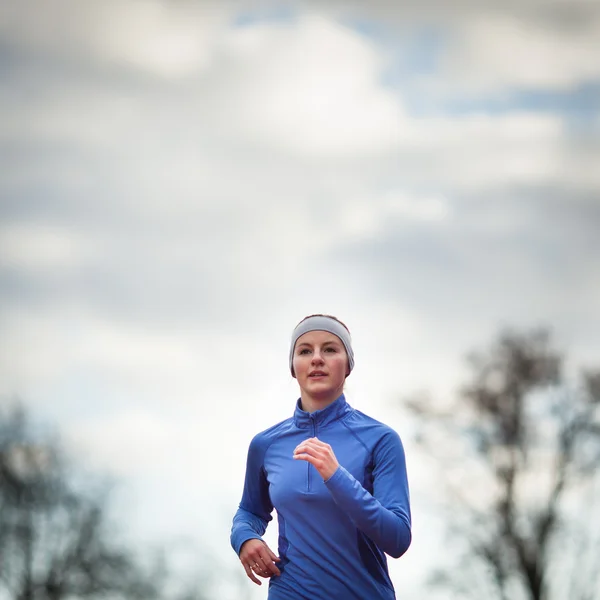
<box><xmin>307</xmin><ymin>415</ymin><xmax>317</xmax><ymax>492</ymax></box>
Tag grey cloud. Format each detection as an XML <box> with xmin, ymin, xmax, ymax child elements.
<box><xmin>305</xmin><ymin>0</ymin><xmax>600</xmax><ymax>24</ymax></box>
<box><xmin>327</xmin><ymin>188</ymin><xmax>600</xmax><ymax>337</ymax></box>
<box><xmin>1</xmin><ymin>0</ymin><xmax>598</xmax><ymax>343</ymax></box>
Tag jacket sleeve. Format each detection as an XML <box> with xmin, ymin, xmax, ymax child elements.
<box><xmin>230</xmin><ymin>434</ymin><xmax>274</xmax><ymax>556</ymax></box>
<box><xmin>324</xmin><ymin>428</ymin><xmax>412</xmax><ymax>558</ymax></box>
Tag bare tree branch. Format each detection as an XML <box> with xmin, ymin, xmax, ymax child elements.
<box><xmin>406</xmin><ymin>328</ymin><xmax>600</xmax><ymax>600</ymax></box>
<box><xmin>0</xmin><ymin>401</ymin><xmax>241</xmax><ymax>600</ymax></box>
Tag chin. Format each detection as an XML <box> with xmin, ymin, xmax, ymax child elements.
<box><xmin>311</xmin><ymin>385</ymin><xmax>341</xmax><ymax>397</ymax></box>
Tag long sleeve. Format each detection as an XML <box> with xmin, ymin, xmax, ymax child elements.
<box><xmin>230</xmin><ymin>434</ymin><xmax>274</xmax><ymax>556</ymax></box>
<box><xmin>324</xmin><ymin>429</ymin><xmax>412</xmax><ymax>558</ymax></box>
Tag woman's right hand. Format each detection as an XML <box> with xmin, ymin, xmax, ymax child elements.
<box><xmin>239</xmin><ymin>539</ymin><xmax>281</xmax><ymax>585</ymax></box>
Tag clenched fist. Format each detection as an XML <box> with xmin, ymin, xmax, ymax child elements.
<box><xmin>293</xmin><ymin>437</ymin><xmax>339</xmax><ymax>481</ymax></box>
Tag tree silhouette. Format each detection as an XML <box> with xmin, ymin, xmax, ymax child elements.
<box><xmin>0</xmin><ymin>403</ymin><xmax>234</xmax><ymax>600</ymax></box>
<box><xmin>407</xmin><ymin>328</ymin><xmax>600</xmax><ymax>600</ymax></box>
<box><xmin>0</xmin><ymin>403</ymin><xmax>162</xmax><ymax>600</ymax></box>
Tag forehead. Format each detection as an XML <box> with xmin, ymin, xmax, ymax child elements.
<box><xmin>295</xmin><ymin>330</ymin><xmax>343</xmax><ymax>346</ymax></box>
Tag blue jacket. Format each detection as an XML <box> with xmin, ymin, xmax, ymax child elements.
<box><xmin>230</xmin><ymin>394</ymin><xmax>412</xmax><ymax>599</ymax></box>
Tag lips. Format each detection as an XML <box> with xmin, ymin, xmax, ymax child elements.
<box><xmin>309</xmin><ymin>371</ymin><xmax>327</xmax><ymax>378</ymax></box>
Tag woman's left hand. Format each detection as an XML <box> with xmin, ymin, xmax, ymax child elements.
<box><xmin>293</xmin><ymin>437</ymin><xmax>339</xmax><ymax>481</ymax></box>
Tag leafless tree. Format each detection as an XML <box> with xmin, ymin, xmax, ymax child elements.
<box><xmin>406</xmin><ymin>328</ymin><xmax>600</xmax><ymax>600</ymax></box>
<box><xmin>0</xmin><ymin>403</ymin><xmax>214</xmax><ymax>600</ymax></box>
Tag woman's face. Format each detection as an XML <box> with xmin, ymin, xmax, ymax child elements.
<box><xmin>292</xmin><ymin>330</ymin><xmax>349</xmax><ymax>403</ymax></box>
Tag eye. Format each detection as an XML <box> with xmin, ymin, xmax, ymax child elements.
<box><xmin>325</xmin><ymin>347</ymin><xmax>337</xmax><ymax>352</ymax></box>
<box><xmin>298</xmin><ymin>348</ymin><xmax>311</xmax><ymax>355</ymax></box>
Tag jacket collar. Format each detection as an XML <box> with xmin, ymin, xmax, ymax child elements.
<box><xmin>293</xmin><ymin>394</ymin><xmax>352</xmax><ymax>429</ymax></box>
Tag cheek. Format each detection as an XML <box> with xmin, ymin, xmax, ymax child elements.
<box><xmin>292</xmin><ymin>356</ymin><xmax>307</xmax><ymax>376</ymax></box>
<box><xmin>334</xmin><ymin>356</ymin><xmax>349</xmax><ymax>377</ymax></box>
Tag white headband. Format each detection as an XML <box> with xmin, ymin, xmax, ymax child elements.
<box><xmin>289</xmin><ymin>316</ymin><xmax>354</xmax><ymax>377</ymax></box>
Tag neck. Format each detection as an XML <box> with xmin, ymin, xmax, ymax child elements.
<box><xmin>300</xmin><ymin>389</ymin><xmax>343</xmax><ymax>413</ymax></box>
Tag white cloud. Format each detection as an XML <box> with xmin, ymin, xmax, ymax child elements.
<box><xmin>0</xmin><ymin>0</ymin><xmax>228</xmax><ymax>77</ymax></box>
<box><xmin>0</xmin><ymin>223</ymin><xmax>93</xmax><ymax>269</ymax></box>
<box><xmin>443</xmin><ymin>14</ymin><xmax>600</xmax><ymax>91</ymax></box>
<box><xmin>101</xmin><ymin>2</ymin><xmax>227</xmax><ymax>77</ymax></box>
<box><xmin>419</xmin><ymin>112</ymin><xmax>565</xmax><ymax>189</ymax></box>
<box><xmin>67</xmin><ymin>408</ymin><xmax>177</xmax><ymax>475</ymax></box>
<box><xmin>2</xmin><ymin>6</ymin><xmax>586</xmax><ymax>192</ymax></box>
<box><xmin>384</xmin><ymin>192</ymin><xmax>450</xmax><ymax>221</ymax></box>
<box><xmin>337</xmin><ymin>192</ymin><xmax>450</xmax><ymax>242</ymax></box>
<box><xmin>211</xmin><ymin>14</ymin><xmax>407</xmax><ymax>156</ymax></box>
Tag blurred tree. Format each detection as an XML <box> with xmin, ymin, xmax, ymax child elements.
<box><xmin>406</xmin><ymin>328</ymin><xmax>600</xmax><ymax>600</ymax></box>
<box><xmin>0</xmin><ymin>403</ymin><xmax>216</xmax><ymax>600</ymax></box>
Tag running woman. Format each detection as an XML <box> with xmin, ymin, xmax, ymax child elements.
<box><xmin>230</xmin><ymin>314</ymin><xmax>412</xmax><ymax>599</ymax></box>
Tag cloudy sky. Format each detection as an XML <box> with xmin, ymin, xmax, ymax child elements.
<box><xmin>1</xmin><ymin>0</ymin><xmax>599</xmax><ymax>598</ymax></box>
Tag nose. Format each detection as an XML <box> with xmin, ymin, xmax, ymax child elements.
<box><xmin>311</xmin><ymin>349</ymin><xmax>325</xmax><ymax>364</ymax></box>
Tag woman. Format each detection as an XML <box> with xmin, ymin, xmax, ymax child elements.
<box><xmin>230</xmin><ymin>314</ymin><xmax>411</xmax><ymax>599</ymax></box>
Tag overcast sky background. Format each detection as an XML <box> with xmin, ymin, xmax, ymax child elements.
<box><xmin>1</xmin><ymin>1</ymin><xmax>599</xmax><ymax>598</ymax></box>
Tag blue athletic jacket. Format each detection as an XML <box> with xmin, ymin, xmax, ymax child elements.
<box><xmin>230</xmin><ymin>394</ymin><xmax>412</xmax><ymax>599</ymax></box>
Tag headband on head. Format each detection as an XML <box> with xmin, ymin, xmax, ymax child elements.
<box><xmin>289</xmin><ymin>315</ymin><xmax>355</xmax><ymax>377</ymax></box>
